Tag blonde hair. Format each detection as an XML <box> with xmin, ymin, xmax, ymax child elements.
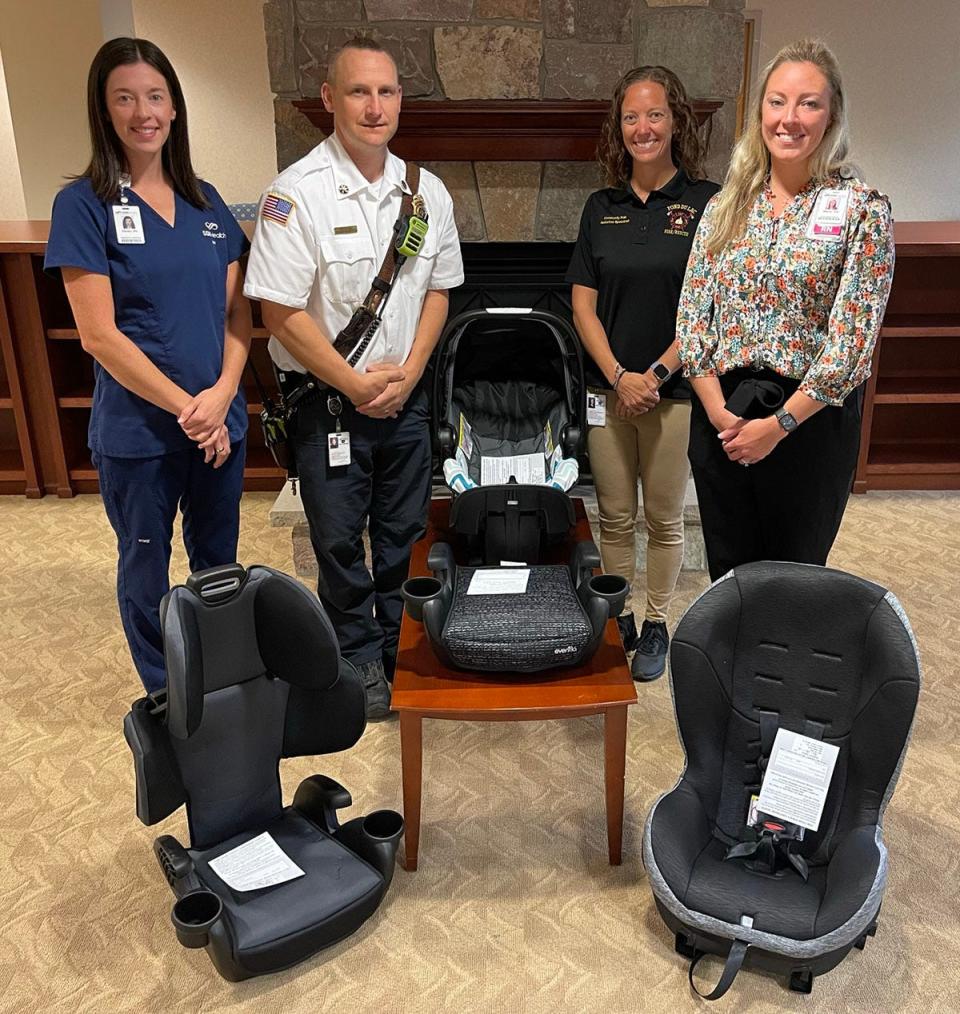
<box><xmin>706</xmin><ymin>39</ymin><xmax>853</xmax><ymax>255</ymax></box>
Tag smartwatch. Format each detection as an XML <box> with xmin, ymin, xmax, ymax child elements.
<box><xmin>650</xmin><ymin>360</ymin><xmax>672</xmax><ymax>385</ymax></box>
<box><xmin>775</xmin><ymin>407</ymin><xmax>798</xmax><ymax>433</ymax></box>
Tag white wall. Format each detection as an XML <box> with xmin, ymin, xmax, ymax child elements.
<box><xmin>0</xmin><ymin>49</ymin><xmax>26</xmax><ymax>220</ymax></box>
<box><xmin>132</xmin><ymin>0</ymin><xmax>277</xmax><ymax>203</ymax></box>
<box><xmin>756</xmin><ymin>0</ymin><xmax>960</xmax><ymax>221</ymax></box>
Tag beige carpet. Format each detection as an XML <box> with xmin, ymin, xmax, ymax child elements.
<box><xmin>1</xmin><ymin>490</ymin><xmax>959</xmax><ymax>1013</ymax></box>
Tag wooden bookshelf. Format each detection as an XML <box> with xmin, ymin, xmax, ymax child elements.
<box><xmin>0</xmin><ymin>221</ymin><xmax>284</xmax><ymax>496</ymax></box>
<box><xmin>852</xmin><ymin>222</ymin><xmax>960</xmax><ymax>492</ymax></box>
<box><xmin>1</xmin><ymin>219</ymin><xmax>958</xmax><ymax>496</ymax></box>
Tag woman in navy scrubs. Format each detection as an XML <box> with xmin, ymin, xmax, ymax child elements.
<box><xmin>45</xmin><ymin>38</ymin><xmax>251</xmax><ymax>694</ymax></box>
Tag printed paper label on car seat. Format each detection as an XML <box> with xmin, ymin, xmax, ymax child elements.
<box><xmin>467</xmin><ymin>568</ymin><xmax>530</xmax><ymax>595</ymax></box>
<box><xmin>756</xmin><ymin>729</ymin><xmax>839</xmax><ymax>832</ymax></box>
<box><xmin>480</xmin><ymin>452</ymin><xmax>545</xmax><ymax>486</ymax></box>
<box><xmin>587</xmin><ymin>393</ymin><xmax>606</xmax><ymax>427</ymax></box>
<box><xmin>208</xmin><ymin>831</ymin><xmax>305</xmax><ymax>892</ymax></box>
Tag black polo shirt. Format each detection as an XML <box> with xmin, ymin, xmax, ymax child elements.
<box><xmin>566</xmin><ymin>169</ymin><xmax>720</xmax><ymax>398</ymax></box>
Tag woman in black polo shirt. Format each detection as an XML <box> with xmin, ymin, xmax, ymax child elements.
<box><xmin>568</xmin><ymin>65</ymin><xmax>718</xmax><ymax>681</ymax></box>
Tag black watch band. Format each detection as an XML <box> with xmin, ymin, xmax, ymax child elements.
<box><xmin>775</xmin><ymin>407</ymin><xmax>798</xmax><ymax>433</ymax></box>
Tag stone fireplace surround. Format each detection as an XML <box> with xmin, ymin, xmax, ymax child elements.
<box><xmin>263</xmin><ymin>0</ymin><xmax>746</xmax><ymax>243</ymax></box>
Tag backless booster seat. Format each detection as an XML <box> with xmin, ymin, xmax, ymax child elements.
<box><xmin>644</xmin><ymin>562</ymin><xmax>920</xmax><ymax>998</ymax></box>
<box><xmin>402</xmin><ymin>307</ymin><xmax>627</xmax><ymax>673</ymax></box>
<box><xmin>123</xmin><ymin>564</ymin><xmax>404</xmax><ymax>980</ymax></box>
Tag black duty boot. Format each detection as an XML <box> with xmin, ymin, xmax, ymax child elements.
<box><xmin>631</xmin><ymin>620</ymin><xmax>668</xmax><ymax>682</ymax></box>
<box><xmin>617</xmin><ymin>613</ymin><xmax>639</xmax><ymax>652</ymax></box>
<box><xmin>357</xmin><ymin>658</ymin><xmax>391</xmax><ymax>720</ymax></box>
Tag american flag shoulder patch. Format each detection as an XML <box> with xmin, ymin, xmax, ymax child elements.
<box><xmin>261</xmin><ymin>192</ymin><xmax>295</xmax><ymax>226</ymax></box>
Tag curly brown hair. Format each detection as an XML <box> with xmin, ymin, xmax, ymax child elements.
<box><xmin>597</xmin><ymin>65</ymin><xmax>707</xmax><ymax>187</ymax></box>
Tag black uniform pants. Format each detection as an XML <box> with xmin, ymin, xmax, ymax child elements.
<box><xmin>293</xmin><ymin>383</ymin><xmax>432</xmax><ymax>675</ymax></box>
<box><xmin>688</xmin><ymin>368</ymin><xmax>862</xmax><ymax>582</ymax></box>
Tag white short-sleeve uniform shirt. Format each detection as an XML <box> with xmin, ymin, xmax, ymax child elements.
<box><xmin>244</xmin><ymin>134</ymin><xmax>464</xmax><ymax>373</ymax></box>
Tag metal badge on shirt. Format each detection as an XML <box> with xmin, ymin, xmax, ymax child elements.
<box><xmin>112</xmin><ymin>205</ymin><xmax>145</xmax><ymax>244</ymax></box>
<box><xmin>806</xmin><ymin>189</ymin><xmax>850</xmax><ymax>242</ymax></box>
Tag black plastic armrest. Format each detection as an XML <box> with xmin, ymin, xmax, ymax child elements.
<box><xmin>154</xmin><ymin>833</ymin><xmax>202</xmax><ymax>896</ymax></box>
<box><xmin>570</xmin><ymin>539</ymin><xmax>601</xmax><ymax>586</ymax></box>
<box><xmin>293</xmin><ymin>774</ymin><xmax>353</xmax><ymax>833</ymax></box>
<box><xmin>427</xmin><ymin>542</ymin><xmax>456</xmax><ymax>590</ymax></box>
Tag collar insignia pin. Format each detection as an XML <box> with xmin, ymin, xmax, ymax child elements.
<box><xmin>338</xmin><ymin>183</ymin><xmax>349</xmax><ymax>195</ymax></box>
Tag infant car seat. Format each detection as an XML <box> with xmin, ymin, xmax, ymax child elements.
<box><xmin>644</xmin><ymin>562</ymin><xmax>920</xmax><ymax>998</ymax></box>
<box><xmin>123</xmin><ymin>564</ymin><xmax>404</xmax><ymax>981</ymax></box>
<box><xmin>435</xmin><ymin>308</ymin><xmax>585</xmax><ymax>563</ymax></box>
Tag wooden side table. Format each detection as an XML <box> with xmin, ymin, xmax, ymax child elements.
<box><xmin>391</xmin><ymin>498</ymin><xmax>638</xmax><ymax>871</ymax></box>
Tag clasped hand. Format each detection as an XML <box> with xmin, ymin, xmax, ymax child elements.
<box><xmin>715</xmin><ymin>412</ymin><xmax>785</xmax><ymax>466</ymax></box>
<box><xmin>615</xmin><ymin>370</ymin><xmax>660</xmax><ymax>417</ymax></box>
<box><xmin>355</xmin><ymin>360</ymin><xmax>412</xmax><ymax>418</ymax></box>
<box><xmin>179</xmin><ymin>383</ymin><xmax>233</xmax><ymax>467</ymax></box>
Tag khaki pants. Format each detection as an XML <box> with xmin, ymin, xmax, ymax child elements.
<box><xmin>586</xmin><ymin>392</ymin><xmax>691</xmax><ymax>623</ymax></box>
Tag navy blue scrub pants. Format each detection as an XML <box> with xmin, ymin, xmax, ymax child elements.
<box><xmin>689</xmin><ymin>368</ymin><xmax>862</xmax><ymax>582</ymax></box>
<box><xmin>293</xmin><ymin>385</ymin><xmax>432</xmax><ymax>677</ymax></box>
<box><xmin>95</xmin><ymin>440</ymin><xmax>245</xmax><ymax>693</ymax></box>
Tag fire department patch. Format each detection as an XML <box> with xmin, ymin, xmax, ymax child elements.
<box><xmin>665</xmin><ymin>203</ymin><xmax>698</xmax><ymax>237</ymax></box>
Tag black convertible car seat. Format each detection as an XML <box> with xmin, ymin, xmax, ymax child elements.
<box><xmin>123</xmin><ymin>563</ymin><xmax>404</xmax><ymax>980</ymax></box>
<box><xmin>643</xmin><ymin>562</ymin><xmax>920</xmax><ymax>998</ymax></box>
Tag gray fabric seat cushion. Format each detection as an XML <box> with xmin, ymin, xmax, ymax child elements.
<box><xmin>443</xmin><ymin>565</ymin><xmax>592</xmax><ymax>672</ymax></box>
<box><xmin>192</xmin><ymin>809</ymin><xmax>384</xmax><ymax>973</ymax></box>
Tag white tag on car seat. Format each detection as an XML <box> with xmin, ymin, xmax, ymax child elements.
<box><xmin>208</xmin><ymin>831</ymin><xmax>305</xmax><ymax>891</ymax></box>
<box><xmin>757</xmin><ymin>729</ymin><xmax>840</xmax><ymax>832</ymax></box>
<box><xmin>328</xmin><ymin>431</ymin><xmax>351</xmax><ymax>467</ymax></box>
<box><xmin>467</xmin><ymin>568</ymin><xmax>530</xmax><ymax>595</ymax></box>
<box><xmin>587</xmin><ymin>392</ymin><xmax>606</xmax><ymax>426</ymax></box>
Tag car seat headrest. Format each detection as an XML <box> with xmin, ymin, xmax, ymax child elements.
<box><xmin>163</xmin><ymin>565</ymin><xmax>342</xmax><ymax>739</ymax></box>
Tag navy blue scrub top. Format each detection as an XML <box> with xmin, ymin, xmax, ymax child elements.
<box><xmin>44</xmin><ymin>178</ymin><xmax>249</xmax><ymax>458</ymax></box>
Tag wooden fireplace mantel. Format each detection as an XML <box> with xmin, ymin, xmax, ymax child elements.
<box><xmin>291</xmin><ymin>99</ymin><xmax>723</xmax><ymax>161</ymax></box>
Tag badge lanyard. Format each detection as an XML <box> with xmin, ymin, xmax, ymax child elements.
<box><xmin>326</xmin><ymin>394</ymin><xmax>351</xmax><ymax>467</ymax></box>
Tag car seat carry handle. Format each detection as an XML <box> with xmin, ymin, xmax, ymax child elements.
<box><xmin>689</xmin><ymin>939</ymin><xmax>750</xmax><ymax>1000</ymax></box>
<box><xmin>185</xmin><ymin>564</ymin><xmax>248</xmax><ymax>602</ymax></box>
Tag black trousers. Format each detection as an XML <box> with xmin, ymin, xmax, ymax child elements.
<box><xmin>688</xmin><ymin>368</ymin><xmax>862</xmax><ymax>582</ymax></box>
<box><xmin>292</xmin><ymin>384</ymin><xmax>432</xmax><ymax>674</ymax></box>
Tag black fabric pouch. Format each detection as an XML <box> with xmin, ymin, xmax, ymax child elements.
<box><xmin>724</xmin><ymin>378</ymin><xmax>785</xmax><ymax>419</ymax></box>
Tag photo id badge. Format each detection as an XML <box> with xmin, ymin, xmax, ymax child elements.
<box><xmin>806</xmin><ymin>188</ymin><xmax>849</xmax><ymax>242</ymax></box>
<box><xmin>587</xmin><ymin>392</ymin><xmax>607</xmax><ymax>427</ymax></box>
<box><xmin>328</xmin><ymin>431</ymin><xmax>351</xmax><ymax>467</ymax></box>
<box><xmin>113</xmin><ymin>205</ymin><xmax>145</xmax><ymax>244</ymax></box>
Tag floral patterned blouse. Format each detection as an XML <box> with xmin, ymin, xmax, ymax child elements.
<box><xmin>676</xmin><ymin>173</ymin><xmax>895</xmax><ymax>406</ymax></box>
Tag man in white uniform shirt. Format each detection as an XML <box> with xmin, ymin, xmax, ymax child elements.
<box><xmin>245</xmin><ymin>38</ymin><xmax>463</xmax><ymax>718</ymax></box>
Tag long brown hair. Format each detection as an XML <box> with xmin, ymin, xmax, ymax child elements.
<box><xmin>597</xmin><ymin>65</ymin><xmax>707</xmax><ymax>187</ymax></box>
<box><xmin>706</xmin><ymin>39</ymin><xmax>853</xmax><ymax>255</ymax></box>
<box><xmin>77</xmin><ymin>37</ymin><xmax>208</xmax><ymax>208</ymax></box>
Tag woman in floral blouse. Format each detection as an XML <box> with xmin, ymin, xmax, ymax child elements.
<box><xmin>676</xmin><ymin>38</ymin><xmax>894</xmax><ymax>580</ymax></box>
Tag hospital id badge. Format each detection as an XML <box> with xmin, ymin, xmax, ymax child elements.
<box><xmin>112</xmin><ymin>205</ymin><xmax>145</xmax><ymax>244</ymax></box>
<box><xmin>587</xmin><ymin>392</ymin><xmax>607</xmax><ymax>427</ymax></box>
<box><xmin>328</xmin><ymin>431</ymin><xmax>351</xmax><ymax>467</ymax></box>
<box><xmin>806</xmin><ymin>188</ymin><xmax>849</xmax><ymax>242</ymax></box>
